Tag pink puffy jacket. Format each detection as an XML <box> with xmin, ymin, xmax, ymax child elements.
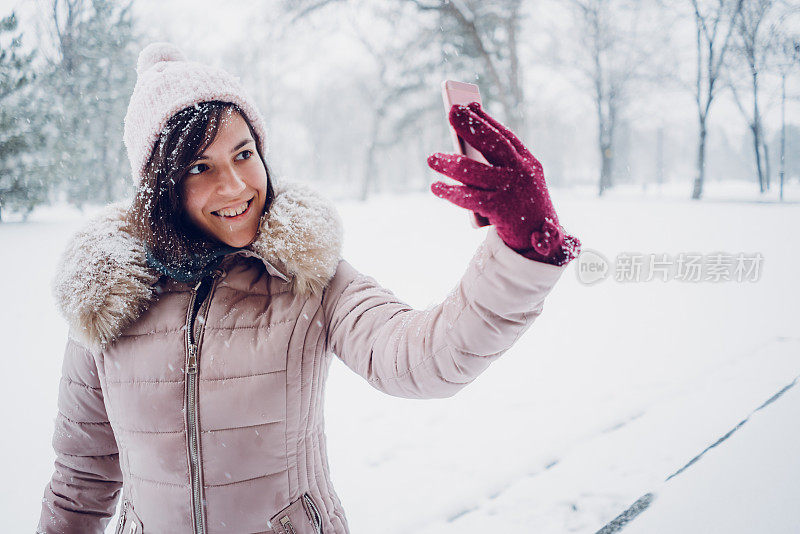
<box><xmin>37</xmin><ymin>178</ymin><xmax>568</xmax><ymax>533</ymax></box>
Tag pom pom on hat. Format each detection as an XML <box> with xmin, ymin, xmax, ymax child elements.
<box><xmin>136</xmin><ymin>42</ymin><xmax>187</xmax><ymax>77</ymax></box>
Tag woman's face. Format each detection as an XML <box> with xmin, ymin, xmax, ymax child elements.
<box><xmin>179</xmin><ymin>108</ymin><xmax>267</xmax><ymax>248</ymax></box>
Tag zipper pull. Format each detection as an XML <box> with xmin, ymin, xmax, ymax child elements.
<box><xmin>279</xmin><ymin>516</ymin><xmax>297</xmax><ymax>534</ymax></box>
<box><xmin>187</xmin><ymin>343</ymin><xmax>198</xmax><ymax>374</ymax></box>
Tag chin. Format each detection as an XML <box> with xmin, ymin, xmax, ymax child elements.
<box><xmin>220</xmin><ymin>237</ymin><xmax>248</xmax><ymax>248</ymax></box>
<box><xmin>220</xmin><ymin>230</ymin><xmax>258</xmax><ymax>248</ymax></box>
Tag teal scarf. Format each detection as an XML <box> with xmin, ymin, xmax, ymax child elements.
<box><xmin>145</xmin><ymin>244</ymin><xmax>240</xmax><ymax>284</ymax></box>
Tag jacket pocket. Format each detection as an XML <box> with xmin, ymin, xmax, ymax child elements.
<box><xmin>115</xmin><ymin>499</ymin><xmax>144</xmax><ymax>534</ymax></box>
<box><xmin>268</xmin><ymin>492</ymin><xmax>324</xmax><ymax>534</ymax></box>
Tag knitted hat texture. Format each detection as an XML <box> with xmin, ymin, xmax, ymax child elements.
<box><xmin>123</xmin><ymin>42</ymin><xmax>268</xmax><ymax>187</ymax></box>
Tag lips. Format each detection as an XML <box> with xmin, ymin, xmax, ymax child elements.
<box><xmin>213</xmin><ymin>197</ymin><xmax>253</xmax><ymax>219</ymax></box>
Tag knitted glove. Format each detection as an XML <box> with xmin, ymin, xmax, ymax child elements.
<box><xmin>427</xmin><ymin>102</ymin><xmax>581</xmax><ymax>266</ymax></box>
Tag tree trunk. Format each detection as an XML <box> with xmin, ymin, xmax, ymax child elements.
<box><xmin>101</xmin><ymin>104</ymin><xmax>112</xmax><ymax>202</ymax></box>
<box><xmin>692</xmin><ymin>120</ymin><xmax>707</xmax><ymax>200</ymax></box>
<box><xmin>506</xmin><ymin>0</ymin><xmax>525</xmax><ymax>134</ymax></box>
<box><xmin>780</xmin><ymin>71</ymin><xmax>786</xmax><ymax>201</ymax></box>
<box><xmin>751</xmin><ymin>70</ymin><xmax>766</xmax><ymax>193</ymax></box>
<box><xmin>751</xmin><ymin>122</ymin><xmax>765</xmax><ymax>193</ymax></box>
<box><xmin>761</xmin><ymin>138</ymin><xmax>770</xmax><ymax>191</ymax></box>
<box><xmin>102</xmin><ymin>60</ymin><xmax>114</xmax><ymax>203</ymax></box>
<box><xmin>599</xmin><ymin>144</ymin><xmax>613</xmax><ymax>196</ymax></box>
<box><xmin>656</xmin><ymin>126</ymin><xmax>665</xmax><ymax>185</ymax></box>
<box><xmin>361</xmin><ymin>106</ymin><xmax>386</xmax><ymax>202</ymax></box>
<box><xmin>443</xmin><ymin>2</ymin><xmax>516</xmax><ymax>132</ymax></box>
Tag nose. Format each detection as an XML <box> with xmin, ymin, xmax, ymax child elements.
<box><xmin>216</xmin><ymin>166</ymin><xmax>247</xmax><ymax>198</ymax></box>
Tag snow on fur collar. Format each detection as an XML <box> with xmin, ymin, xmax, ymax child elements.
<box><xmin>53</xmin><ymin>177</ymin><xmax>343</xmax><ymax>352</ymax></box>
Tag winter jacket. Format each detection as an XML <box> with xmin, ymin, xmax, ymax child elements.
<box><xmin>37</xmin><ymin>178</ymin><xmax>569</xmax><ymax>534</ymax></box>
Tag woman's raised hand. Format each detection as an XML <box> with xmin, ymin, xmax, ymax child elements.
<box><xmin>427</xmin><ymin>102</ymin><xmax>581</xmax><ymax>266</ymax></box>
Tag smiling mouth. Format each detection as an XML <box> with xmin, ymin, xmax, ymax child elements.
<box><xmin>212</xmin><ymin>197</ymin><xmax>254</xmax><ymax>219</ymax></box>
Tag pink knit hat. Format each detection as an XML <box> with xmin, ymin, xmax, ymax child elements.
<box><xmin>123</xmin><ymin>42</ymin><xmax>268</xmax><ymax>187</ymax></box>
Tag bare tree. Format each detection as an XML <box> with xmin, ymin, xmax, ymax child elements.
<box><xmin>279</xmin><ymin>0</ymin><xmax>527</xmax><ymax>199</ymax></box>
<box><xmin>406</xmin><ymin>0</ymin><xmax>526</xmax><ymax>133</ymax></box>
<box><xmin>344</xmin><ymin>4</ymin><xmax>439</xmax><ymax>200</ymax></box>
<box><xmin>565</xmin><ymin>0</ymin><xmax>658</xmax><ymax>196</ymax></box>
<box><xmin>770</xmin><ymin>8</ymin><xmax>800</xmax><ymax>200</ymax></box>
<box><xmin>284</xmin><ymin>0</ymin><xmax>528</xmax><ymax>130</ymax></box>
<box><xmin>278</xmin><ymin>0</ymin><xmax>443</xmax><ymax>198</ymax></box>
<box><xmin>724</xmin><ymin>0</ymin><xmax>786</xmax><ymax>193</ymax></box>
<box><xmin>689</xmin><ymin>0</ymin><xmax>743</xmax><ymax>200</ymax></box>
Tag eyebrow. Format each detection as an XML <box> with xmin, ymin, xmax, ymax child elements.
<box><xmin>194</xmin><ymin>138</ymin><xmax>254</xmax><ymax>161</ymax></box>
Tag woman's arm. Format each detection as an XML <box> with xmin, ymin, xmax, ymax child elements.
<box><xmin>37</xmin><ymin>335</ymin><xmax>122</xmax><ymax>534</ymax></box>
<box><xmin>321</xmin><ymin>226</ymin><xmax>567</xmax><ymax>399</ymax></box>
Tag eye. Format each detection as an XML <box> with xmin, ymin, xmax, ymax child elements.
<box><xmin>187</xmin><ymin>163</ymin><xmax>208</xmax><ymax>175</ymax></box>
<box><xmin>236</xmin><ymin>149</ymin><xmax>253</xmax><ymax>161</ymax></box>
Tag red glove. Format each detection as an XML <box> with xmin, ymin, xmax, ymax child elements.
<box><xmin>427</xmin><ymin>102</ymin><xmax>581</xmax><ymax>266</ymax></box>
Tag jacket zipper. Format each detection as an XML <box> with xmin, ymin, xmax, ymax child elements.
<box><xmin>303</xmin><ymin>493</ymin><xmax>324</xmax><ymax>533</ymax></box>
<box><xmin>185</xmin><ymin>270</ymin><xmax>222</xmax><ymax>534</ymax></box>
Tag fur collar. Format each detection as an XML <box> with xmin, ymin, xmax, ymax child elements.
<box><xmin>53</xmin><ymin>177</ymin><xmax>343</xmax><ymax>352</ymax></box>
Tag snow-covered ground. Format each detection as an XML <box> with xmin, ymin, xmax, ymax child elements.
<box><xmin>3</xmin><ymin>179</ymin><xmax>799</xmax><ymax>532</ymax></box>
<box><xmin>623</xmin><ymin>372</ymin><xmax>800</xmax><ymax>534</ymax></box>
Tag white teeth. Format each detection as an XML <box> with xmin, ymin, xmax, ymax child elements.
<box><xmin>215</xmin><ymin>199</ymin><xmax>249</xmax><ymax>217</ymax></box>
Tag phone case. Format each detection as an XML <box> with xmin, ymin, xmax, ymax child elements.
<box><xmin>441</xmin><ymin>80</ymin><xmax>492</xmax><ymax>229</ymax></box>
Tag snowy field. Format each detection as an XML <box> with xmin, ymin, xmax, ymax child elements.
<box><xmin>3</xmin><ymin>179</ymin><xmax>799</xmax><ymax>533</ymax></box>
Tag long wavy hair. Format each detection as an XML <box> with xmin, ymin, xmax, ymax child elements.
<box><xmin>127</xmin><ymin>101</ymin><xmax>274</xmax><ymax>271</ymax></box>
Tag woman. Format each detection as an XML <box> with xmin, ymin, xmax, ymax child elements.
<box><xmin>37</xmin><ymin>43</ymin><xmax>580</xmax><ymax>534</ymax></box>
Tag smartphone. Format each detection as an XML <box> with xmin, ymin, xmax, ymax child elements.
<box><xmin>441</xmin><ymin>80</ymin><xmax>491</xmax><ymax>228</ymax></box>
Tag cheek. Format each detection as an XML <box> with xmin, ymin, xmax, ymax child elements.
<box><xmin>246</xmin><ymin>176</ymin><xmax>266</xmax><ymax>195</ymax></box>
<box><xmin>246</xmin><ymin>160</ymin><xmax>268</xmax><ymax>188</ymax></box>
<box><xmin>181</xmin><ymin>183</ymin><xmax>209</xmax><ymax>221</ymax></box>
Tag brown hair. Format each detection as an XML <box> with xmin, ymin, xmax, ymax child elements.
<box><xmin>128</xmin><ymin>101</ymin><xmax>274</xmax><ymax>271</ymax></box>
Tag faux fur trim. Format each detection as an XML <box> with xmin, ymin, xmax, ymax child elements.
<box><xmin>53</xmin><ymin>177</ymin><xmax>343</xmax><ymax>352</ymax></box>
<box><xmin>250</xmin><ymin>177</ymin><xmax>343</xmax><ymax>297</ymax></box>
<box><xmin>53</xmin><ymin>201</ymin><xmax>160</xmax><ymax>353</ymax></box>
